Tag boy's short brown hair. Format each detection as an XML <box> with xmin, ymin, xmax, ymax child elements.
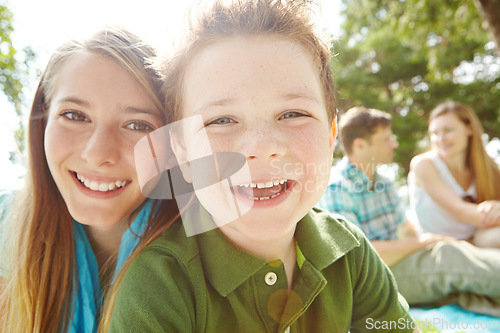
<box><xmin>156</xmin><ymin>0</ymin><xmax>337</xmax><ymax>125</ymax></box>
<box><xmin>338</xmin><ymin>106</ymin><xmax>392</xmax><ymax>154</ymax></box>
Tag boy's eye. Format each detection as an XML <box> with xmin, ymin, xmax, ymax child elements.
<box><xmin>279</xmin><ymin>111</ymin><xmax>308</xmax><ymax>120</ymax></box>
<box><xmin>125</xmin><ymin>121</ymin><xmax>154</xmax><ymax>132</ymax></box>
<box><xmin>61</xmin><ymin>111</ymin><xmax>90</xmax><ymax>122</ymax></box>
<box><xmin>206</xmin><ymin>117</ymin><xmax>236</xmax><ymax>126</ymax></box>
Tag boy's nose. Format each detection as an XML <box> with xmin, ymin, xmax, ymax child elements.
<box><xmin>81</xmin><ymin>127</ymin><xmax>121</xmax><ymax>167</ymax></box>
<box><xmin>241</xmin><ymin>124</ymin><xmax>286</xmax><ymax>160</ymax></box>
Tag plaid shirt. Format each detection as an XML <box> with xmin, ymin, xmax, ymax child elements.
<box><xmin>317</xmin><ymin>158</ymin><xmax>405</xmax><ymax>241</ymax></box>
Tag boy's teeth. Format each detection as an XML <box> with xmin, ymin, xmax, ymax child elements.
<box><xmin>257</xmin><ymin>181</ymin><xmax>274</xmax><ymax>189</ymax></box>
<box><xmin>248</xmin><ymin>192</ymin><xmax>283</xmax><ymax>201</ymax></box>
<box><xmin>75</xmin><ymin>172</ymin><xmax>128</xmax><ymax>192</ymax></box>
<box><xmin>238</xmin><ymin>179</ymin><xmax>287</xmax><ymax>189</ymax></box>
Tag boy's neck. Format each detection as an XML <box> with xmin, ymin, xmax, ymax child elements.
<box><xmin>219</xmin><ymin>225</ymin><xmax>297</xmax><ymax>288</ymax></box>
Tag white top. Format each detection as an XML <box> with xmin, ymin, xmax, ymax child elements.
<box><xmin>409</xmin><ymin>153</ymin><xmax>477</xmax><ymax>239</ymax></box>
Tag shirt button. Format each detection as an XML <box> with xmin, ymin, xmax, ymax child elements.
<box><xmin>265</xmin><ymin>272</ymin><xmax>277</xmax><ymax>286</ymax></box>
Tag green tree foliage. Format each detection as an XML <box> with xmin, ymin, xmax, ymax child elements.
<box><xmin>0</xmin><ymin>2</ymin><xmax>35</xmax><ymax>156</ymax></box>
<box><xmin>333</xmin><ymin>0</ymin><xmax>500</xmax><ymax>175</ymax></box>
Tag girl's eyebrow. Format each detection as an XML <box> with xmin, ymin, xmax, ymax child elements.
<box><xmin>53</xmin><ymin>96</ymin><xmax>91</xmax><ymax>109</ymax></box>
<box><xmin>53</xmin><ymin>96</ymin><xmax>163</xmax><ymax>121</ymax></box>
<box><xmin>124</xmin><ymin>107</ymin><xmax>163</xmax><ymax>121</ymax></box>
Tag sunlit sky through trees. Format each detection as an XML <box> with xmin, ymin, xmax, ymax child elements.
<box><xmin>0</xmin><ymin>0</ymin><xmax>342</xmax><ymax>189</ymax></box>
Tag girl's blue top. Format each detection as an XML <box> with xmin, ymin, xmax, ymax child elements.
<box><xmin>69</xmin><ymin>199</ymin><xmax>153</xmax><ymax>333</ymax></box>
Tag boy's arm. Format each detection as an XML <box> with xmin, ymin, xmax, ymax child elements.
<box><xmin>108</xmin><ymin>247</ymin><xmax>195</xmax><ymax>332</ymax></box>
<box><xmin>371</xmin><ymin>221</ymin><xmax>455</xmax><ymax>266</ymax></box>
<box><xmin>350</xmin><ymin>234</ymin><xmax>416</xmax><ymax>333</ymax></box>
<box><xmin>320</xmin><ymin>186</ymin><xmax>455</xmax><ymax>267</ymax></box>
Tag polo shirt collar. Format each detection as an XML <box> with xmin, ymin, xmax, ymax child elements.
<box><xmin>195</xmin><ymin>205</ymin><xmax>360</xmax><ymax>297</ymax></box>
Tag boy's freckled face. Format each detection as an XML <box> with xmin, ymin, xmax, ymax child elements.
<box><xmin>179</xmin><ymin>35</ymin><xmax>335</xmax><ymax>241</ymax></box>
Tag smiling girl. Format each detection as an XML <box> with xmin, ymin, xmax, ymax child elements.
<box><xmin>0</xmin><ymin>27</ymin><xmax>178</xmax><ymax>332</ymax></box>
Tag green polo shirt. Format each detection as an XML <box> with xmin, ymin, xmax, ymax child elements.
<box><xmin>109</xmin><ymin>206</ymin><xmax>415</xmax><ymax>332</ymax></box>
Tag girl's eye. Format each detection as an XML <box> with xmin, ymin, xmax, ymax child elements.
<box><xmin>279</xmin><ymin>111</ymin><xmax>308</xmax><ymax>120</ymax></box>
<box><xmin>206</xmin><ymin>117</ymin><xmax>235</xmax><ymax>126</ymax></box>
<box><xmin>61</xmin><ymin>111</ymin><xmax>90</xmax><ymax>122</ymax></box>
<box><xmin>125</xmin><ymin>121</ymin><xmax>154</xmax><ymax>132</ymax></box>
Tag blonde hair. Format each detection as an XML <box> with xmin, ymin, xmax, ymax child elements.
<box><xmin>0</xmin><ymin>26</ymin><xmax>179</xmax><ymax>332</ymax></box>
<box><xmin>98</xmin><ymin>1</ymin><xmax>336</xmax><ymax>330</ymax></box>
<box><xmin>429</xmin><ymin>100</ymin><xmax>500</xmax><ymax>203</ymax></box>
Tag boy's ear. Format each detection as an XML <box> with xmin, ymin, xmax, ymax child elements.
<box><xmin>352</xmin><ymin>137</ymin><xmax>367</xmax><ymax>153</ymax></box>
<box><xmin>329</xmin><ymin>119</ymin><xmax>337</xmax><ymax>157</ymax></box>
<box><xmin>170</xmin><ymin>131</ymin><xmax>193</xmax><ymax>184</ymax></box>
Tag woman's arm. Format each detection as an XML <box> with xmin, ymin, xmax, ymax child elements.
<box><xmin>410</xmin><ymin>155</ymin><xmax>484</xmax><ymax>227</ymax></box>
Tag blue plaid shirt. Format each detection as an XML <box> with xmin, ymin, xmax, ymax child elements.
<box><xmin>317</xmin><ymin>158</ymin><xmax>405</xmax><ymax>241</ymax></box>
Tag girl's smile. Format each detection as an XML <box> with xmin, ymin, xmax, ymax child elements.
<box><xmin>44</xmin><ymin>51</ymin><xmax>163</xmax><ymax>229</ymax></box>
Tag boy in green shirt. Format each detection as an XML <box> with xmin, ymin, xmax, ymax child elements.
<box><xmin>105</xmin><ymin>0</ymin><xmax>419</xmax><ymax>332</ymax></box>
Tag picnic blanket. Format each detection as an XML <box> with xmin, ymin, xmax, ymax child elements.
<box><xmin>410</xmin><ymin>305</ymin><xmax>500</xmax><ymax>333</ymax></box>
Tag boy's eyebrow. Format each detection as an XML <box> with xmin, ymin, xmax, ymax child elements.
<box><xmin>282</xmin><ymin>92</ymin><xmax>322</xmax><ymax>104</ymax></box>
<box><xmin>196</xmin><ymin>91</ymin><xmax>322</xmax><ymax>112</ymax></box>
<box><xmin>197</xmin><ymin>98</ymin><xmax>232</xmax><ymax>111</ymax></box>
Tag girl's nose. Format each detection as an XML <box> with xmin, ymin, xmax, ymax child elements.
<box><xmin>81</xmin><ymin>127</ymin><xmax>121</xmax><ymax>167</ymax></box>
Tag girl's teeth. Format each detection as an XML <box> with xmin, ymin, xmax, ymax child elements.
<box><xmin>90</xmin><ymin>181</ymin><xmax>99</xmax><ymax>191</ymax></box>
<box><xmin>76</xmin><ymin>172</ymin><xmax>128</xmax><ymax>192</ymax></box>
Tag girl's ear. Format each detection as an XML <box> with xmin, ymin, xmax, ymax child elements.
<box><xmin>466</xmin><ymin>124</ymin><xmax>473</xmax><ymax>137</ymax></box>
<box><xmin>170</xmin><ymin>130</ymin><xmax>193</xmax><ymax>183</ymax></box>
